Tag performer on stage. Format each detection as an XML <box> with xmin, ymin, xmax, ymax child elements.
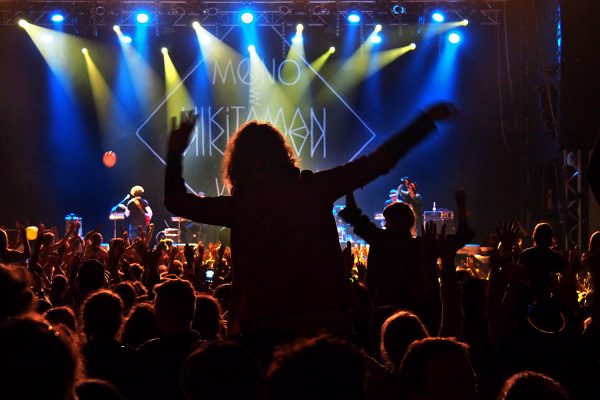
<box><xmin>118</xmin><ymin>185</ymin><xmax>153</xmax><ymax>238</ymax></box>
<box><xmin>384</xmin><ymin>189</ymin><xmax>399</xmax><ymax>208</ymax></box>
<box><xmin>398</xmin><ymin>176</ymin><xmax>422</xmax><ymax>233</ymax></box>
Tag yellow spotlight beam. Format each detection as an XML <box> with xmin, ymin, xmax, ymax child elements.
<box><xmin>82</xmin><ymin>49</ymin><xmax>113</xmax><ymax>134</ymax></box>
<box><xmin>316</xmin><ymin>28</ymin><xmax>381</xmax><ymax>103</ymax></box>
<box><xmin>192</xmin><ymin>22</ymin><xmax>245</xmax><ymax>108</ymax></box>
<box><xmin>279</xmin><ymin>24</ymin><xmax>312</xmax><ymax>108</ymax></box>
<box><xmin>311</xmin><ymin>47</ymin><xmax>335</xmax><ymax>74</ymax></box>
<box><xmin>369</xmin><ymin>43</ymin><xmax>416</xmax><ymax>77</ymax></box>
<box><xmin>18</xmin><ymin>20</ymin><xmax>92</xmax><ymax>94</ymax></box>
<box><xmin>422</xmin><ymin>20</ymin><xmax>469</xmax><ymax>39</ymax></box>
<box><xmin>162</xmin><ymin>48</ymin><xmax>195</xmax><ymax>123</ymax></box>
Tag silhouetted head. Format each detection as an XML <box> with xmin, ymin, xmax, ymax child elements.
<box><xmin>109</xmin><ymin>237</ymin><xmax>125</xmax><ymax>252</ymax></box>
<box><xmin>45</xmin><ymin>306</ymin><xmax>78</xmax><ymax>333</ymax></box>
<box><xmin>90</xmin><ymin>233</ymin><xmax>103</xmax><ymax>247</ymax></box>
<box><xmin>223</xmin><ymin>121</ymin><xmax>299</xmax><ymax>194</ymax></box>
<box><xmin>130</xmin><ymin>185</ymin><xmax>144</xmax><ymax>197</ymax></box>
<box><xmin>113</xmin><ymin>282</ymin><xmax>136</xmax><ymax>315</ymax></box>
<box><xmin>121</xmin><ymin>303</ymin><xmax>159</xmax><ymax>348</ymax></box>
<box><xmin>76</xmin><ymin>259</ymin><xmax>106</xmax><ymax>299</ymax></box>
<box><xmin>0</xmin><ymin>315</ymin><xmax>80</xmax><ymax>400</ymax></box>
<box><xmin>499</xmin><ymin>370</ymin><xmax>569</xmax><ymax>400</ymax></box>
<box><xmin>380</xmin><ymin>310</ymin><xmax>429</xmax><ymax>372</ymax></box>
<box><xmin>81</xmin><ymin>290</ymin><xmax>123</xmax><ymax>341</ymax></box>
<box><xmin>51</xmin><ymin>274</ymin><xmax>69</xmax><ymax>296</ymax></box>
<box><xmin>154</xmin><ymin>278</ymin><xmax>196</xmax><ymax>335</ymax></box>
<box><xmin>397</xmin><ymin>337</ymin><xmax>478</xmax><ymax>400</ymax></box>
<box><xmin>268</xmin><ymin>335</ymin><xmax>366</xmax><ymax>400</ymax></box>
<box><xmin>42</xmin><ymin>231</ymin><xmax>56</xmax><ymax>247</ymax></box>
<box><xmin>383</xmin><ymin>202</ymin><xmax>415</xmax><ymax>233</ymax></box>
<box><xmin>181</xmin><ymin>341</ymin><xmax>263</xmax><ymax>400</ymax></box>
<box><xmin>0</xmin><ymin>265</ymin><xmax>35</xmax><ymax>320</ymax></box>
<box><xmin>192</xmin><ymin>294</ymin><xmax>223</xmax><ymax>340</ymax></box>
<box><xmin>532</xmin><ymin>223</ymin><xmax>554</xmax><ymax>248</ymax></box>
<box><xmin>76</xmin><ymin>378</ymin><xmax>124</xmax><ymax>400</ymax></box>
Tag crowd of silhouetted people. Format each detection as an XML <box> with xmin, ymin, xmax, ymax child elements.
<box><xmin>1</xmin><ymin>107</ymin><xmax>600</xmax><ymax>400</ymax></box>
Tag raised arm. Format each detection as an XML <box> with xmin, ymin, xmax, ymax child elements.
<box><xmin>339</xmin><ymin>192</ymin><xmax>385</xmax><ymax>244</ymax></box>
<box><xmin>311</xmin><ymin>104</ymin><xmax>455</xmax><ymax>202</ymax></box>
<box><xmin>164</xmin><ymin>113</ymin><xmax>233</xmax><ymax>227</ymax></box>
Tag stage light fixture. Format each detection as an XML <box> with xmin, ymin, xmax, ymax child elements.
<box><xmin>370</xmin><ymin>34</ymin><xmax>382</xmax><ymax>44</ymax></box>
<box><xmin>409</xmin><ymin>43</ymin><xmax>417</xmax><ymax>50</ymax></box>
<box><xmin>136</xmin><ymin>12</ymin><xmax>150</xmax><ymax>24</ymax></box>
<box><xmin>432</xmin><ymin>12</ymin><xmax>445</xmax><ymax>23</ymax></box>
<box><xmin>347</xmin><ymin>12</ymin><xmax>361</xmax><ymax>24</ymax></box>
<box><xmin>192</xmin><ymin>21</ymin><xmax>201</xmax><ymax>30</ymax></box>
<box><xmin>82</xmin><ymin>48</ymin><xmax>88</xmax><ymax>54</ymax></box>
<box><xmin>328</xmin><ymin>46</ymin><xmax>336</xmax><ymax>53</ymax></box>
<box><xmin>120</xmin><ymin>35</ymin><xmax>133</xmax><ymax>44</ymax></box>
<box><xmin>448</xmin><ymin>32</ymin><xmax>461</xmax><ymax>44</ymax></box>
<box><xmin>50</xmin><ymin>13</ymin><xmax>65</xmax><ymax>23</ymax></box>
<box><xmin>292</xmin><ymin>23</ymin><xmax>304</xmax><ymax>43</ymax></box>
<box><xmin>18</xmin><ymin>19</ymin><xmax>28</xmax><ymax>28</ymax></box>
<box><xmin>374</xmin><ymin>24</ymin><xmax>382</xmax><ymax>33</ymax></box>
<box><xmin>461</xmin><ymin>19</ymin><xmax>469</xmax><ymax>26</ymax></box>
<box><xmin>248</xmin><ymin>44</ymin><xmax>256</xmax><ymax>53</ymax></box>
<box><xmin>113</xmin><ymin>25</ymin><xmax>121</xmax><ymax>33</ymax></box>
<box><xmin>241</xmin><ymin>11</ymin><xmax>255</xmax><ymax>24</ymax></box>
<box><xmin>392</xmin><ymin>5</ymin><xmax>406</xmax><ymax>15</ymax></box>
<box><xmin>161</xmin><ymin>47</ymin><xmax>168</xmax><ymax>54</ymax></box>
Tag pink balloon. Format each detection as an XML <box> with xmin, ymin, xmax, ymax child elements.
<box><xmin>102</xmin><ymin>151</ymin><xmax>117</xmax><ymax>168</ymax></box>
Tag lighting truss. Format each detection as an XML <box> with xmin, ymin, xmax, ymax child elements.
<box><xmin>0</xmin><ymin>1</ymin><xmax>507</xmax><ymax>28</ymax></box>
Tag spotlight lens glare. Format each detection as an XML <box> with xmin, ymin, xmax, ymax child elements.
<box><xmin>241</xmin><ymin>12</ymin><xmax>254</xmax><ymax>24</ymax></box>
<box><xmin>50</xmin><ymin>13</ymin><xmax>64</xmax><ymax>23</ymax></box>
<box><xmin>375</xmin><ymin>24</ymin><xmax>382</xmax><ymax>32</ymax></box>
<box><xmin>296</xmin><ymin>23</ymin><xmax>304</xmax><ymax>31</ymax></box>
<box><xmin>370</xmin><ymin>34</ymin><xmax>382</xmax><ymax>44</ymax></box>
<box><xmin>462</xmin><ymin>19</ymin><xmax>469</xmax><ymax>26</ymax></box>
<box><xmin>18</xmin><ymin>19</ymin><xmax>28</xmax><ymax>27</ymax></box>
<box><xmin>347</xmin><ymin>13</ymin><xmax>361</xmax><ymax>23</ymax></box>
<box><xmin>113</xmin><ymin>25</ymin><xmax>120</xmax><ymax>32</ymax></box>
<box><xmin>120</xmin><ymin>35</ymin><xmax>132</xmax><ymax>44</ymax></box>
<box><xmin>448</xmin><ymin>32</ymin><xmax>461</xmax><ymax>44</ymax></box>
<box><xmin>248</xmin><ymin>44</ymin><xmax>256</xmax><ymax>53</ymax></box>
<box><xmin>161</xmin><ymin>47</ymin><xmax>168</xmax><ymax>54</ymax></box>
<box><xmin>136</xmin><ymin>12</ymin><xmax>150</xmax><ymax>24</ymax></box>
<box><xmin>82</xmin><ymin>48</ymin><xmax>88</xmax><ymax>54</ymax></box>
<box><xmin>192</xmin><ymin>21</ymin><xmax>201</xmax><ymax>30</ymax></box>
<box><xmin>410</xmin><ymin>43</ymin><xmax>417</xmax><ymax>50</ymax></box>
<box><xmin>432</xmin><ymin>12</ymin><xmax>445</xmax><ymax>23</ymax></box>
<box><xmin>329</xmin><ymin>46</ymin><xmax>336</xmax><ymax>53</ymax></box>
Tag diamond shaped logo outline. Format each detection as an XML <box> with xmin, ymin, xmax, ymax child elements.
<box><xmin>135</xmin><ymin>27</ymin><xmax>377</xmax><ymax>195</ymax></box>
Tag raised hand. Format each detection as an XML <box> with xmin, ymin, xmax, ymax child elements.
<box><xmin>496</xmin><ymin>220</ymin><xmax>519</xmax><ymax>258</ymax></box>
<box><xmin>184</xmin><ymin>244</ymin><xmax>195</xmax><ymax>265</ymax></box>
<box><xmin>167</xmin><ymin>112</ymin><xmax>199</xmax><ymax>154</ymax></box>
